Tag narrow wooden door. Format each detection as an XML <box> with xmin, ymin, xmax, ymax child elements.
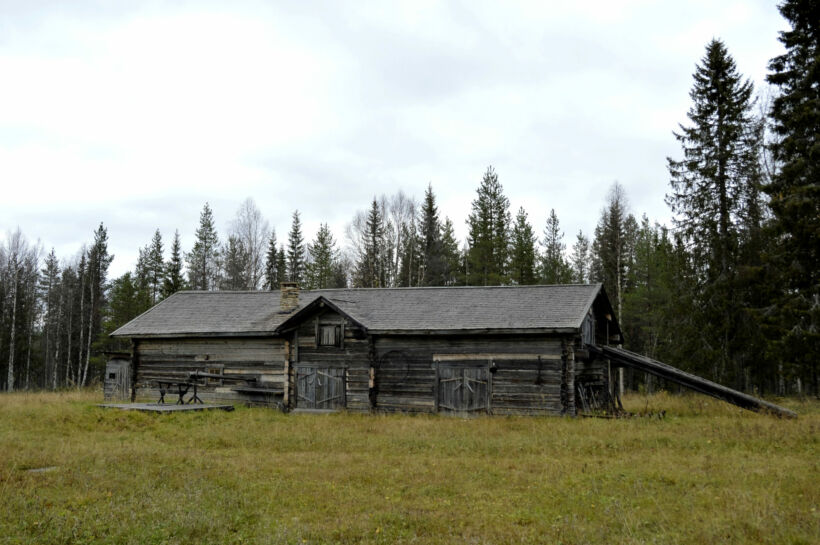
<box><xmin>437</xmin><ymin>365</ymin><xmax>489</xmax><ymax>413</ymax></box>
<box><xmin>104</xmin><ymin>359</ymin><xmax>130</xmax><ymax>401</ymax></box>
<box><xmin>296</xmin><ymin>366</ymin><xmax>346</xmax><ymax>409</ymax></box>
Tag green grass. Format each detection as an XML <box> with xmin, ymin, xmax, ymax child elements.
<box><xmin>0</xmin><ymin>391</ymin><xmax>817</xmax><ymax>545</ymax></box>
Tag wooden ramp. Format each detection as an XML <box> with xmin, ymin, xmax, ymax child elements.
<box><xmin>98</xmin><ymin>403</ymin><xmax>235</xmax><ymax>413</ymax></box>
<box><xmin>588</xmin><ymin>345</ymin><xmax>797</xmax><ymax>418</ymax></box>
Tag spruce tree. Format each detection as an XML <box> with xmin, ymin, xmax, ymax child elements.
<box><xmin>466</xmin><ymin>166</ymin><xmax>511</xmax><ymax>285</ymax></box>
<box><xmin>263</xmin><ymin>230</ymin><xmax>278</xmax><ymax>290</ymax></box>
<box><xmin>509</xmin><ymin>207</ymin><xmax>538</xmax><ymax>285</ymax></box>
<box><xmin>221</xmin><ymin>236</ymin><xmax>249</xmax><ymax>290</ymax></box>
<box><xmin>418</xmin><ymin>184</ymin><xmax>445</xmax><ymax>286</ymax></box>
<box><xmin>106</xmin><ymin>273</ymin><xmax>142</xmax><ymax>331</ymax></box>
<box><xmin>764</xmin><ymin>0</ymin><xmax>820</xmax><ymax>394</ymax></box>
<box><xmin>591</xmin><ymin>183</ymin><xmax>635</xmax><ymax>324</ymax></box>
<box><xmin>275</xmin><ymin>244</ymin><xmax>287</xmax><ymax>289</ymax></box>
<box><xmin>186</xmin><ymin>203</ymin><xmax>220</xmax><ymax>290</ymax></box>
<box><xmin>355</xmin><ymin>199</ymin><xmax>386</xmax><ymax>288</ymax></box>
<box><xmin>134</xmin><ymin>247</ymin><xmax>152</xmax><ymax>311</ymax></box>
<box><xmin>146</xmin><ymin>229</ymin><xmax>164</xmax><ymax>305</ymax></box>
<box><xmin>540</xmin><ymin>209</ymin><xmax>572</xmax><ymax>284</ymax></box>
<box><xmin>162</xmin><ymin>230</ymin><xmax>186</xmax><ymax>298</ymax></box>
<box><xmin>39</xmin><ymin>249</ymin><xmax>60</xmax><ymax>387</ymax></box>
<box><xmin>81</xmin><ymin>223</ymin><xmax>112</xmax><ymax>387</ymax></box>
<box><xmin>570</xmin><ymin>231</ymin><xmax>590</xmax><ymax>283</ymax></box>
<box><xmin>330</xmin><ymin>261</ymin><xmax>348</xmax><ymax>288</ymax></box>
<box><xmin>306</xmin><ymin>223</ymin><xmax>338</xmax><ymax>289</ymax></box>
<box><xmin>286</xmin><ymin>210</ymin><xmax>306</xmax><ymax>285</ymax></box>
<box><xmin>440</xmin><ymin>217</ymin><xmax>462</xmax><ymax>286</ymax></box>
<box><xmin>666</xmin><ymin>39</ymin><xmax>762</xmax><ymax>386</ymax></box>
<box><xmin>397</xmin><ymin>221</ymin><xmax>421</xmax><ymax>287</ymax></box>
<box><xmin>667</xmin><ymin>39</ymin><xmax>760</xmax><ymax>280</ymax></box>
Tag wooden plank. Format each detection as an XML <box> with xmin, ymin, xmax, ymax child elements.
<box><xmin>589</xmin><ymin>345</ymin><xmax>798</xmax><ymax>418</ymax></box>
<box><xmin>433</xmin><ymin>353</ymin><xmax>562</xmax><ymax>361</ymax></box>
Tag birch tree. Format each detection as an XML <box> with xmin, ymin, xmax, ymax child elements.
<box><xmin>230</xmin><ymin>198</ymin><xmax>269</xmax><ymax>290</ymax></box>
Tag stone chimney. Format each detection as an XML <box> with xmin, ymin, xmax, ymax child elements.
<box><xmin>280</xmin><ymin>282</ymin><xmax>299</xmax><ymax>313</ymax></box>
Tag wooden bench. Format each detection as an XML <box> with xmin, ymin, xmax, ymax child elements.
<box><xmin>231</xmin><ymin>386</ymin><xmax>283</xmax><ymax>408</ymax></box>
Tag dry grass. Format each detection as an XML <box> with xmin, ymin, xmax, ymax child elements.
<box><xmin>0</xmin><ymin>390</ymin><xmax>817</xmax><ymax>544</ymax></box>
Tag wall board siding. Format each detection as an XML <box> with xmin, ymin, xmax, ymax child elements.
<box><xmin>373</xmin><ymin>334</ymin><xmax>570</xmax><ymax>416</ymax></box>
<box><xmin>132</xmin><ymin>328</ymin><xmax>601</xmax><ymax>416</ymax></box>
<box><xmin>134</xmin><ymin>337</ymin><xmax>286</xmax><ymax>407</ymax></box>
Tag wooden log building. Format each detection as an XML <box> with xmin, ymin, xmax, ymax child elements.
<box><xmin>111</xmin><ymin>283</ymin><xmax>623</xmax><ymax>415</ymax></box>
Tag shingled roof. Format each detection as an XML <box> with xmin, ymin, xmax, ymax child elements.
<box><xmin>111</xmin><ymin>284</ymin><xmax>609</xmax><ymax>338</ymax></box>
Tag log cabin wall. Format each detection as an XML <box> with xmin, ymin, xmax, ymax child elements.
<box><xmin>372</xmin><ymin>334</ymin><xmax>576</xmax><ymax>416</ymax></box>
<box><xmin>133</xmin><ymin>336</ymin><xmax>286</xmax><ymax>406</ymax></box>
<box><xmin>287</xmin><ymin>308</ymin><xmax>370</xmax><ymax>412</ymax></box>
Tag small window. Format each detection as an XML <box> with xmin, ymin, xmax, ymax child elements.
<box><xmin>206</xmin><ymin>367</ymin><xmax>223</xmax><ymax>384</ymax></box>
<box><xmin>319</xmin><ymin>325</ymin><xmax>341</xmax><ymax>347</ymax></box>
<box><xmin>108</xmin><ymin>372</ymin><xmax>117</xmax><ymax>380</ymax></box>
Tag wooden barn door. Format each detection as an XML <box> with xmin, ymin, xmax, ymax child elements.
<box><xmin>296</xmin><ymin>366</ymin><xmax>346</xmax><ymax>409</ymax></box>
<box><xmin>437</xmin><ymin>365</ymin><xmax>490</xmax><ymax>414</ymax></box>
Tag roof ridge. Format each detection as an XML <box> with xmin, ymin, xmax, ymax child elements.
<box><xmin>313</xmin><ymin>284</ymin><xmax>594</xmax><ymax>292</ymax></box>
<box><xmin>176</xmin><ymin>290</ymin><xmax>279</xmax><ymax>294</ymax></box>
<box><xmin>171</xmin><ymin>285</ymin><xmax>597</xmax><ymax>296</ymax></box>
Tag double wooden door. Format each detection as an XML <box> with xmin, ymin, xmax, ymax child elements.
<box><xmin>296</xmin><ymin>366</ymin><xmax>346</xmax><ymax>409</ymax></box>
<box><xmin>437</xmin><ymin>365</ymin><xmax>490</xmax><ymax>413</ymax></box>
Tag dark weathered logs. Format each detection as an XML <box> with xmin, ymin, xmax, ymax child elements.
<box><xmin>588</xmin><ymin>345</ymin><xmax>797</xmax><ymax>418</ymax></box>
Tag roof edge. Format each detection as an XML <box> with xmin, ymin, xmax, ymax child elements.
<box><xmin>572</xmin><ymin>282</ymin><xmax>603</xmax><ymax>330</ymax></box>
<box><xmin>110</xmin><ymin>291</ymin><xmax>188</xmax><ymax>338</ymax></box>
<box><xmin>367</xmin><ymin>327</ymin><xmax>579</xmax><ymax>336</ymax></box>
<box><xmin>113</xmin><ymin>331</ymin><xmax>279</xmax><ymax>339</ymax></box>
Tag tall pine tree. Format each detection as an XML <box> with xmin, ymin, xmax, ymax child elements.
<box><xmin>540</xmin><ymin>209</ymin><xmax>572</xmax><ymax>284</ymax></box>
<box><xmin>570</xmin><ymin>231</ymin><xmax>590</xmax><ymax>283</ymax></box>
<box><xmin>221</xmin><ymin>236</ymin><xmax>249</xmax><ymax>290</ymax></box>
<box><xmin>146</xmin><ymin>229</ymin><xmax>164</xmax><ymax>305</ymax></box>
<box><xmin>666</xmin><ymin>39</ymin><xmax>762</xmax><ymax>386</ymax></box>
<box><xmin>186</xmin><ymin>203</ymin><xmax>220</xmax><ymax>290</ymax></box>
<box><xmin>263</xmin><ymin>230</ymin><xmax>279</xmax><ymax>290</ymax></box>
<box><xmin>286</xmin><ymin>210</ymin><xmax>306</xmax><ymax>285</ymax></box>
<box><xmin>162</xmin><ymin>230</ymin><xmax>186</xmax><ymax>298</ymax></box>
<box><xmin>305</xmin><ymin>223</ymin><xmax>339</xmax><ymax>290</ymax></box>
<box><xmin>509</xmin><ymin>207</ymin><xmax>538</xmax><ymax>285</ymax></box>
<box><xmin>592</xmin><ymin>183</ymin><xmax>635</xmax><ymax>324</ymax></box>
<box><xmin>354</xmin><ymin>199</ymin><xmax>386</xmax><ymax>288</ymax></box>
<box><xmin>764</xmin><ymin>0</ymin><xmax>820</xmax><ymax>395</ymax></box>
<box><xmin>418</xmin><ymin>184</ymin><xmax>445</xmax><ymax>286</ymax></box>
<box><xmin>466</xmin><ymin>166</ymin><xmax>511</xmax><ymax>286</ymax></box>
<box><xmin>440</xmin><ymin>217</ymin><xmax>462</xmax><ymax>286</ymax></box>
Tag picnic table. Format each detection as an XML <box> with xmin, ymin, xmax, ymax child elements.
<box><xmin>156</xmin><ymin>379</ymin><xmax>203</xmax><ymax>405</ymax></box>
<box><xmin>156</xmin><ymin>371</ymin><xmax>276</xmax><ymax>405</ymax></box>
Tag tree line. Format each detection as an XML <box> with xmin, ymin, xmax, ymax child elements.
<box><xmin>0</xmin><ymin>0</ymin><xmax>816</xmax><ymax>395</ymax></box>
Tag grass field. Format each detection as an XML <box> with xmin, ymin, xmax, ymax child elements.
<box><xmin>0</xmin><ymin>391</ymin><xmax>817</xmax><ymax>545</ymax></box>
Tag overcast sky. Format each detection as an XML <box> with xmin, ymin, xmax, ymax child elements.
<box><xmin>0</xmin><ymin>0</ymin><xmax>787</xmax><ymax>277</ymax></box>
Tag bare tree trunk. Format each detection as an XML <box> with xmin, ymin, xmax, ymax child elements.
<box><xmin>77</xmin><ymin>271</ymin><xmax>85</xmax><ymax>387</ymax></box>
<box><xmin>64</xmin><ymin>296</ymin><xmax>71</xmax><ymax>387</ymax></box>
<box><xmin>43</xmin><ymin>311</ymin><xmax>50</xmax><ymax>389</ymax></box>
<box><xmin>82</xmin><ymin>279</ymin><xmax>94</xmax><ymax>387</ymax></box>
<box><xmin>616</xmin><ymin>251</ymin><xmax>622</xmax><ymax>324</ymax></box>
<box><xmin>54</xmin><ymin>296</ymin><xmax>63</xmax><ymax>390</ymax></box>
<box><xmin>25</xmin><ymin>309</ymin><xmax>33</xmax><ymax>390</ymax></box>
<box><xmin>6</xmin><ymin>267</ymin><xmax>18</xmax><ymax>392</ymax></box>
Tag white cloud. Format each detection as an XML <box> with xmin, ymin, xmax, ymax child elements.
<box><xmin>0</xmin><ymin>0</ymin><xmax>788</xmax><ymax>276</ymax></box>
